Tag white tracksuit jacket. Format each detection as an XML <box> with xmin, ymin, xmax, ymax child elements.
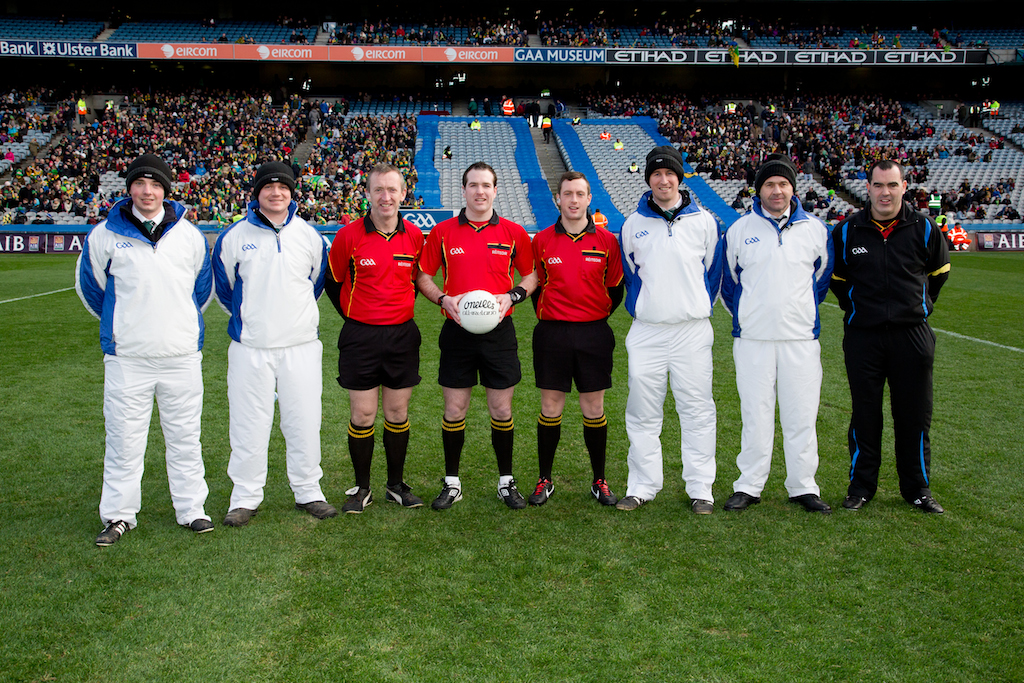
<box><xmin>617</xmin><ymin>191</ymin><xmax>723</xmax><ymax>502</ymax></box>
<box><xmin>720</xmin><ymin>198</ymin><xmax>833</xmax><ymax>340</ymax></box>
<box><xmin>619</xmin><ymin>191</ymin><xmax>722</xmax><ymax>323</ymax></box>
<box><xmin>212</xmin><ymin>200</ymin><xmax>327</xmax><ymax>348</ymax></box>
<box><xmin>76</xmin><ymin>198</ymin><xmax>213</xmax><ymax>356</ymax></box>
<box><xmin>719</xmin><ymin>198</ymin><xmax>834</xmax><ymax>498</ymax></box>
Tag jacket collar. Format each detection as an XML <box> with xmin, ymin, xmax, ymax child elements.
<box><xmin>752</xmin><ymin>197</ymin><xmax>810</xmax><ymax>226</ymax></box>
<box><xmin>247</xmin><ymin>199</ymin><xmax>298</xmax><ymax>229</ymax></box>
<box><xmin>635</xmin><ymin>190</ymin><xmax>700</xmax><ymax>220</ymax></box>
<box><xmin>106</xmin><ymin>197</ymin><xmax>184</xmax><ymax>241</ymax></box>
<box><xmin>852</xmin><ymin>200</ymin><xmax>916</xmax><ymax>229</ymax></box>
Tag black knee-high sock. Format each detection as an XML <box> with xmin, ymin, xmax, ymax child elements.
<box><xmin>537</xmin><ymin>413</ymin><xmax>562</xmax><ymax>481</ymax></box>
<box><xmin>442</xmin><ymin>417</ymin><xmax>465</xmax><ymax>477</ymax></box>
<box><xmin>491</xmin><ymin>416</ymin><xmax>514</xmax><ymax>477</ymax></box>
<box><xmin>383</xmin><ymin>419</ymin><xmax>410</xmax><ymax>487</ymax></box>
<box><xmin>583</xmin><ymin>413</ymin><xmax>608</xmax><ymax>481</ymax></box>
<box><xmin>348</xmin><ymin>421</ymin><xmax>375</xmax><ymax>489</ymax></box>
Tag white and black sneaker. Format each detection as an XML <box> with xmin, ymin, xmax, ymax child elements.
<box><xmin>431</xmin><ymin>481</ymin><xmax>463</xmax><ymax>510</ymax></box>
<box><xmin>385</xmin><ymin>482</ymin><xmax>424</xmax><ymax>508</ymax></box>
<box><xmin>498</xmin><ymin>479</ymin><xmax>527</xmax><ymax>509</ymax></box>
<box><xmin>96</xmin><ymin>520</ymin><xmax>129</xmax><ymax>547</ymax></box>
<box><xmin>342</xmin><ymin>486</ymin><xmax>372</xmax><ymax>514</ymax></box>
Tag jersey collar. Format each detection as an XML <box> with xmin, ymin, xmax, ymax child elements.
<box><xmin>458</xmin><ymin>207</ymin><xmax>499</xmax><ymax>231</ymax></box>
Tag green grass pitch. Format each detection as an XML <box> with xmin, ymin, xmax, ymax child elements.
<box><xmin>1</xmin><ymin>252</ymin><xmax>1021</xmax><ymax>682</ymax></box>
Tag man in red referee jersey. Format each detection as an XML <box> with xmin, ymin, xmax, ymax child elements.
<box><xmin>415</xmin><ymin>162</ymin><xmax>538</xmax><ymax>510</ymax></box>
<box><xmin>528</xmin><ymin>172</ymin><xmax>624</xmax><ymax>507</ymax></box>
<box><xmin>326</xmin><ymin>163</ymin><xmax>425</xmax><ymax>513</ymax></box>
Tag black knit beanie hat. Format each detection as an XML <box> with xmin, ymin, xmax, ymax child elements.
<box><xmin>125</xmin><ymin>154</ymin><xmax>173</xmax><ymax>195</ymax></box>
<box><xmin>754</xmin><ymin>153</ymin><xmax>798</xmax><ymax>194</ymax></box>
<box><xmin>253</xmin><ymin>161</ymin><xmax>296</xmax><ymax>197</ymax></box>
<box><xmin>644</xmin><ymin>145</ymin><xmax>685</xmax><ymax>185</ymax></box>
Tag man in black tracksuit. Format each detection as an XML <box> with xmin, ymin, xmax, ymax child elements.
<box><xmin>830</xmin><ymin>160</ymin><xmax>950</xmax><ymax>514</ymax></box>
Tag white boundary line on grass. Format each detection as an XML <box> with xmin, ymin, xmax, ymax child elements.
<box><xmin>822</xmin><ymin>302</ymin><xmax>1023</xmax><ymax>353</ymax></box>
<box><xmin>0</xmin><ymin>287</ymin><xmax>75</xmax><ymax>305</ymax></box>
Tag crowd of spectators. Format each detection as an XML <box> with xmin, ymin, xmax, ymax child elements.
<box><xmin>536</xmin><ymin>15</ymin><xmax>738</xmax><ymax>48</ymax></box>
<box><xmin>2</xmin><ymin>89</ymin><xmax>65</xmax><ymax>145</ymax></box>
<box><xmin>300</xmin><ymin>111</ymin><xmax>420</xmax><ymax>224</ymax></box>
<box><xmin>583</xmin><ymin>90</ymin><xmax>1016</xmax><ymax>214</ymax></box>
<box><xmin>2</xmin><ymin>89</ymin><xmax>306</xmax><ymax>224</ymax></box>
<box><xmin>326</xmin><ymin>17</ymin><xmax>527</xmax><ymax>47</ymax></box>
<box><xmin>1</xmin><ymin>89</ymin><xmax>426</xmax><ymax>226</ymax></box>
<box><xmin>912</xmin><ymin>178</ymin><xmax>1019</xmax><ymax>221</ymax></box>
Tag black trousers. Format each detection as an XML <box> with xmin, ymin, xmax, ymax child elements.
<box><xmin>842</xmin><ymin>323</ymin><xmax>936</xmax><ymax>502</ymax></box>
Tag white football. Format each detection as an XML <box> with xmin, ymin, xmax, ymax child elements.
<box><xmin>457</xmin><ymin>290</ymin><xmax>502</xmax><ymax>334</ymax></box>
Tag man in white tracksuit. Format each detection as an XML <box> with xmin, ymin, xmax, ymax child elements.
<box><xmin>213</xmin><ymin>161</ymin><xmax>337</xmax><ymax>526</ymax></box>
<box><xmin>617</xmin><ymin>146</ymin><xmax>723</xmax><ymax>513</ymax></box>
<box><xmin>720</xmin><ymin>154</ymin><xmax>833</xmax><ymax>514</ymax></box>
<box><xmin>76</xmin><ymin>154</ymin><xmax>214</xmax><ymax>546</ymax></box>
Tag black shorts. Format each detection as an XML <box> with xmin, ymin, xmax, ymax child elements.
<box><xmin>533</xmin><ymin>319</ymin><xmax>614</xmax><ymax>393</ymax></box>
<box><xmin>337</xmin><ymin>318</ymin><xmax>421</xmax><ymax>391</ymax></box>
<box><xmin>438</xmin><ymin>317</ymin><xmax>521</xmax><ymax>389</ymax></box>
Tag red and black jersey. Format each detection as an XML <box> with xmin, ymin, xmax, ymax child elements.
<box><xmin>420</xmin><ymin>209</ymin><xmax>533</xmax><ymax>320</ymax></box>
<box><xmin>328</xmin><ymin>213</ymin><xmax>423</xmax><ymax>325</ymax></box>
<box><xmin>532</xmin><ymin>218</ymin><xmax>624</xmax><ymax>322</ymax></box>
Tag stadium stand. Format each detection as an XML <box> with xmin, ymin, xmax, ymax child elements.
<box><xmin>432</xmin><ymin>117</ymin><xmax>551</xmax><ymax>231</ymax></box>
<box><xmin>0</xmin><ymin>16</ymin><xmax>103</xmax><ymax>41</ymax></box>
<box><xmin>108</xmin><ymin>20</ymin><xmax>315</xmax><ymax>44</ymax></box>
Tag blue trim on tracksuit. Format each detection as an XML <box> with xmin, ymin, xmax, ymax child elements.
<box><xmin>619</xmin><ymin>191</ymin><xmax>707</xmax><ymax>319</ymax></box>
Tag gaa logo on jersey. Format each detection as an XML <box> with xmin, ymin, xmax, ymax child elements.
<box><xmin>115</xmin><ymin>242</ymin><xmax>133</xmax><ymax>249</ymax></box>
<box><xmin>547</xmin><ymin>256</ymin><xmax>563</xmax><ymax>265</ymax></box>
<box><xmin>359</xmin><ymin>258</ymin><xmax>377</xmax><ymax>266</ymax></box>
<box><xmin>634</xmin><ymin>230</ymin><xmax>649</xmax><ymax>239</ymax></box>
<box><xmin>851</xmin><ymin>246</ymin><xmax>868</xmax><ymax>255</ymax></box>
<box><xmin>242</xmin><ymin>243</ymin><xmax>257</xmax><ymax>251</ymax></box>
<box><xmin>449</xmin><ymin>247</ymin><xmax>466</xmax><ymax>255</ymax></box>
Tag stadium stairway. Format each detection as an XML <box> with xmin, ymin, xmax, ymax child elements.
<box><xmin>413</xmin><ymin>115</ymin><xmax>442</xmax><ymax>208</ymax></box>
<box><xmin>291</xmin><ymin>137</ymin><xmax>317</xmax><ymax>167</ymax></box>
<box><xmin>530</xmin><ymin>126</ymin><xmax>567</xmax><ymax>196</ymax></box>
<box><xmin>630</xmin><ymin>117</ymin><xmax>741</xmax><ymax>230</ymax></box>
<box><xmin>551</xmin><ymin>120</ymin><xmax>625</xmax><ymax>231</ymax></box>
<box><xmin>509</xmin><ymin>118</ymin><xmax>559</xmax><ymax>230</ymax></box>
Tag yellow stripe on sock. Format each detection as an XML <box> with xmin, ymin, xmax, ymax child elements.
<box><xmin>491</xmin><ymin>417</ymin><xmax>514</xmax><ymax>432</ymax></box>
<box><xmin>384</xmin><ymin>419</ymin><xmax>410</xmax><ymax>434</ymax></box>
<box><xmin>348</xmin><ymin>423</ymin><xmax>375</xmax><ymax>438</ymax></box>
<box><xmin>442</xmin><ymin>418</ymin><xmax>466</xmax><ymax>432</ymax></box>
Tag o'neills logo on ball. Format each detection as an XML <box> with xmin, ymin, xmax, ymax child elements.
<box><xmin>463</xmin><ymin>300</ymin><xmax>496</xmax><ymax>312</ymax></box>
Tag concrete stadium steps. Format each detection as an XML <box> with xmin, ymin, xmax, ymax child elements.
<box><xmin>414</xmin><ymin>115</ymin><xmax>557</xmax><ymax>231</ymax></box>
<box><xmin>557</xmin><ymin>118</ymin><xmax>740</xmax><ymax>232</ymax></box>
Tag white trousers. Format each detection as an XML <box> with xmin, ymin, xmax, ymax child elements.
<box><xmin>624</xmin><ymin>319</ymin><xmax>717</xmax><ymax>501</ymax></box>
<box><xmin>226</xmin><ymin>340</ymin><xmax>325</xmax><ymax>510</ymax></box>
<box><xmin>100</xmin><ymin>353</ymin><xmax>210</xmax><ymax>528</ymax></box>
<box><xmin>732</xmin><ymin>338</ymin><xmax>822</xmax><ymax>498</ymax></box>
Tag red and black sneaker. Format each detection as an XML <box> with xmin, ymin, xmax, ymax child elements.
<box><xmin>591</xmin><ymin>478</ymin><xmax>618</xmax><ymax>506</ymax></box>
<box><xmin>528</xmin><ymin>478</ymin><xmax>554</xmax><ymax>506</ymax></box>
